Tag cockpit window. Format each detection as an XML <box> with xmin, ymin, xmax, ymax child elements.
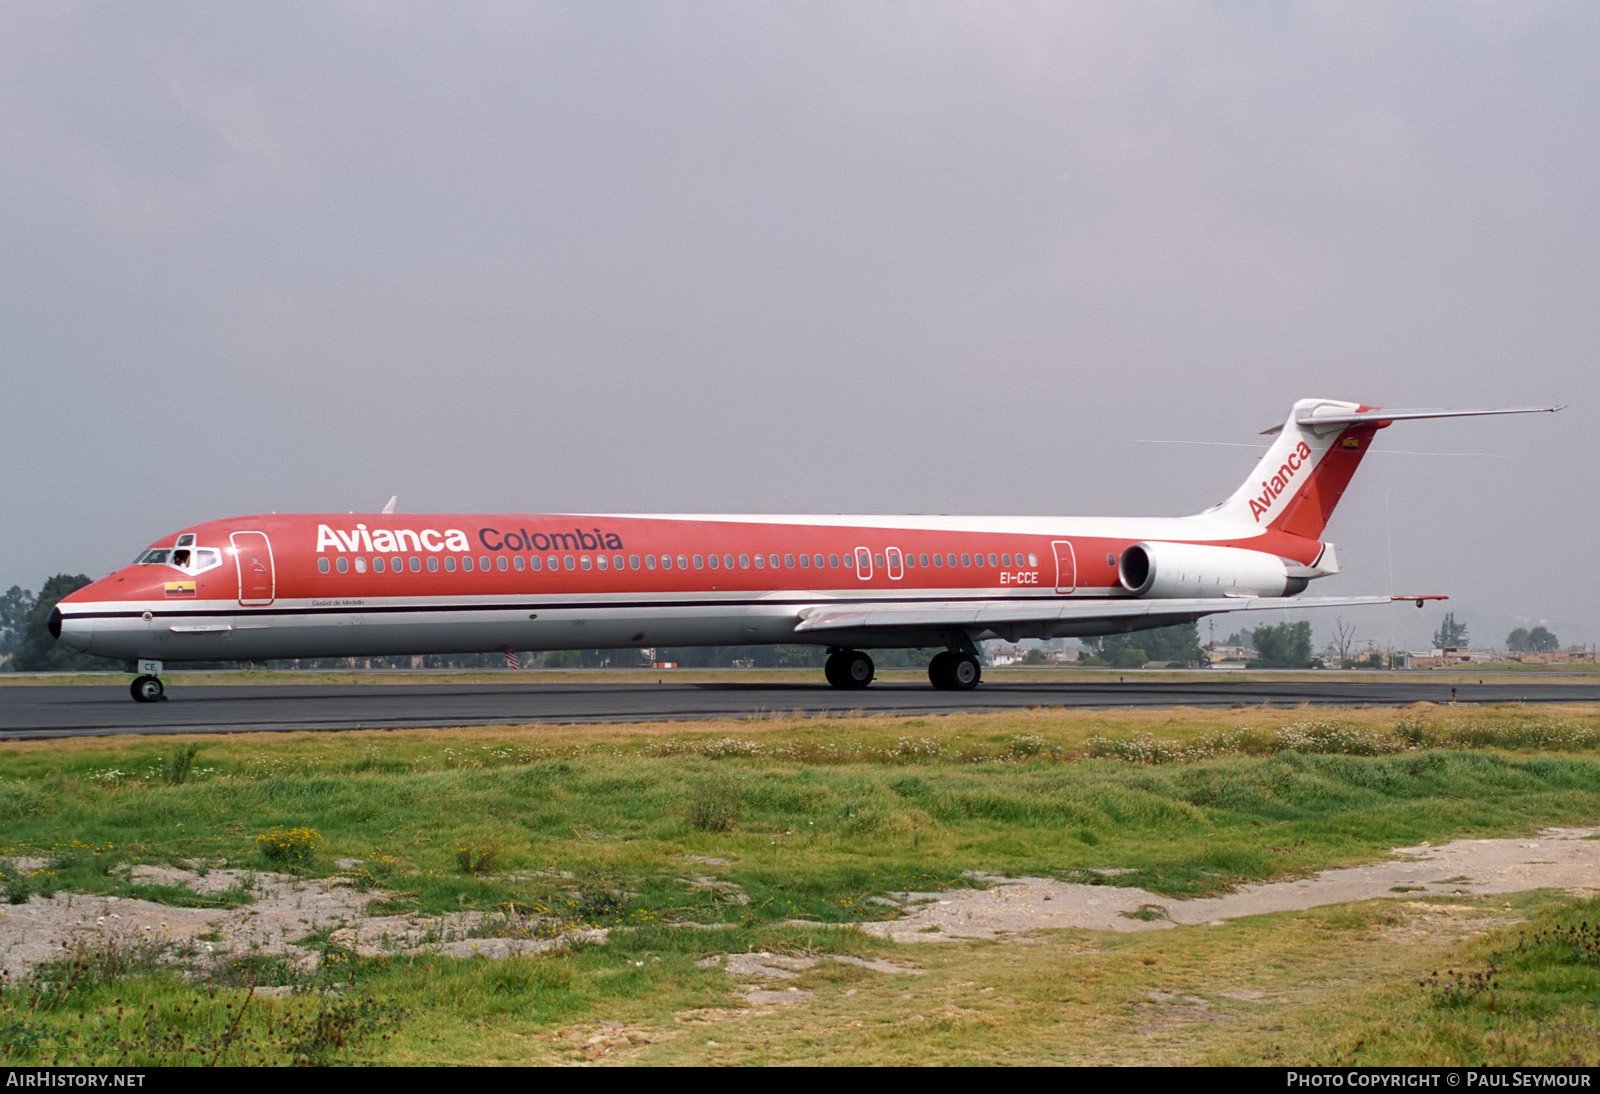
<box><xmin>137</xmin><ymin>545</ymin><xmax>222</xmax><ymax>574</ymax></box>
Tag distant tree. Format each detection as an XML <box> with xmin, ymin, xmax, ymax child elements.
<box><xmin>0</xmin><ymin>585</ymin><xmax>35</xmax><ymax>655</ymax></box>
<box><xmin>9</xmin><ymin>575</ymin><xmax>122</xmax><ymax>672</ymax></box>
<box><xmin>1506</xmin><ymin>628</ymin><xmax>1531</xmax><ymax>652</ymax></box>
<box><xmin>1432</xmin><ymin>612</ymin><xmax>1469</xmax><ymax>649</ymax></box>
<box><xmin>1329</xmin><ymin>618</ymin><xmax>1359</xmax><ymax>668</ymax></box>
<box><xmin>1528</xmin><ymin>626</ymin><xmax>1560</xmax><ymax>653</ymax></box>
<box><xmin>1251</xmin><ymin>622</ymin><xmax>1315</xmax><ymax>668</ymax></box>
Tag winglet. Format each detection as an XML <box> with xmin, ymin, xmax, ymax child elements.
<box><xmin>381</xmin><ymin>495</ymin><xmax>398</xmax><ymax>515</ymax></box>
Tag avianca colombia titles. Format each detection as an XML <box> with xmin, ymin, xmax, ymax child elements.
<box><xmin>52</xmin><ymin>398</ymin><xmax>1558</xmax><ymax>702</ymax></box>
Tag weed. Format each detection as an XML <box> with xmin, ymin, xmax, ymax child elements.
<box><xmin>255</xmin><ymin>827</ymin><xmax>322</xmax><ymax>865</ymax></box>
<box><xmin>160</xmin><ymin>744</ymin><xmax>201</xmax><ymax>787</ymax></box>
<box><xmin>1418</xmin><ymin>965</ymin><xmax>1498</xmax><ymax>1007</ymax></box>
<box><xmin>688</xmin><ymin>773</ymin><xmax>741</xmax><ymax>832</ymax></box>
<box><xmin>454</xmin><ymin>841</ymin><xmax>499</xmax><ymax>875</ymax></box>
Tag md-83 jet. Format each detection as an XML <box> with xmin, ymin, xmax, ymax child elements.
<box><xmin>52</xmin><ymin>398</ymin><xmax>1559</xmax><ymax>701</ymax></box>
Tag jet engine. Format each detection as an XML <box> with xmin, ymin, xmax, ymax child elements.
<box><xmin>1117</xmin><ymin>542</ymin><xmax>1307</xmax><ymax>599</ymax></box>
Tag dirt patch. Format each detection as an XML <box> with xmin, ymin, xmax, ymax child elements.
<box><xmin>862</xmin><ymin>827</ymin><xmax>1600</xmax><ymax>943</ymax></box>
<box><xmin>0</xmin><ymin>865</ymin><xmax>603</xmax><ymax>980</ymax></box>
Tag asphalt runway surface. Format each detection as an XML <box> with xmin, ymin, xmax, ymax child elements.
<box><xmin>3</xmin><ymin>677</ymin><xmax>1598</xmax><ymax>739</ymax></box>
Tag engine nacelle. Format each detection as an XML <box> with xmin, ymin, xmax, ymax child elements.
<box><xmin>1117</xmin><ymin>541</ymin><xmax>1306</xmax><ymax>599</ymax></box>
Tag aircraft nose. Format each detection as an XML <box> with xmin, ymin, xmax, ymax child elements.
<box><xmin>53</xmin><ymin>610</ymin><xmax>96</xmax><ymax>652</ymax></box>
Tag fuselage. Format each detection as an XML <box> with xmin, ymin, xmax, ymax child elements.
<box><xmin>54</xmin><ymin>510</ymin><xmax>1323</xmax><ymax>664</ymax></box>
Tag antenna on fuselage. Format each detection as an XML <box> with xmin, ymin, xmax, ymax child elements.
<box><xmin>381</xmin><ymin>495</ymin><xmax>398</xmax><ymax>514</ymax></box>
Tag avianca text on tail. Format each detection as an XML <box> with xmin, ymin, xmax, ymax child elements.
<box><xmin>51</xmin><ymin>398</ymin><xmax>1561</xmax><ymax>702</ymax></box>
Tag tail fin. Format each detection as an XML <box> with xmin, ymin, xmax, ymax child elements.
<box><xmin>1202</xmin><ymin>399</ymin><xmax>1562</xmax><ymax>539</ymax></box>
<box><xmin>1202</xmin><ymin>399</ymin><xmax>1375</xmax><ymax>539</ymax></box>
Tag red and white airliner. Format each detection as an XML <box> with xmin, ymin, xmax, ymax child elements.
<box><xmin>53</xmin><ymin>398</ymin><xmax>1558</xmax><ymax>701</ymax></box>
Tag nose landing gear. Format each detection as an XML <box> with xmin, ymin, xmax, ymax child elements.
<box><xmin>130</xmin><ymin>675</ymin><xmax>164</xmax><ymax>702</ymax></box>
<box><xmin>129</xmin><ymin>659</ymin><xmax>166</xmax><ymax>702</ymax></box>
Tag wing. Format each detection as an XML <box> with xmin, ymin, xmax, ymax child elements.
<box><xmin>792</xmin><ymin>594</ymin><xmax>1431</xmax><ymax>643</ymax></box>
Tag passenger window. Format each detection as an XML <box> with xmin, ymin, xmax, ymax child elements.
<box><xmin>739</xmin><ymin>555</ymin><xmax>750</xmax><ymax>569</ymax></box>
<box><xmin>753</xmin><ymin>554</ymin><xmax>764</xmax><ymax>569</ymax></box>
<box><xmin>318</xmin><ymin>557</ymin><xmax>330</xmax><ymax>574</ymax></box>
<box><xmin>445</xmin><ymin>556</ymin><xmax>457</xmax><ymax>572</ymax></box>
<box><xmin>815</xmin><ymin>554</ymin><xmax>825</xmax><ymax>568</ymax></box>
<box><xmin>389</xmin><ymin>556</ymin><xmax>400</xmax><ymax>572</ymax></box>
<box><xmin>336</xmin><ymin>557</ymin><xmax>349</xmax><ymax>573</ymax></box>
<box><xmin>547</xmin><ymin>555</ymin><xmax>558</xmax><ymax>570</ymax></box>
<box><xmin>724</xmin><ymin>554</ymin><xmax>735</xmax><ymax>569</ymax></box>
<box><xmin>1028</xmin><ymin>553</ymin><xmax>1038</xmax><ymax>567</ymax></box>
<box><xmin>564</xmin><ymin>555</ymin><xmax>576</xmax><ymax>571</ymax></box>
<box><xmin>630</xmin><ymin>555</ymin><xmax>640</xmax><ymax>570</ymax></box>
<box><xmin>830</xmin><ymin>554</ymin><xmax>840</xmax><ymax>568</ymax></box>
<box><xmin>961</xmin><ymin>554</ymin><xmax>971</xmax><ymax>567</ymax></box>
<box><xmin>874</xmin><ymin>554</ymin><xmax>884</xmax><ymax>568</ymax></box>
<box><xmin>497</xmin><ymin>555</ymin><xmax>508</xmax><ymax>571</ymax></box>
<box><xmin>769</xmin><ymin>554</ymin><xmax>779</xmax><ymax>568</ymax></box>
<box><xmin>920</xmin><ymin>553</ymin><xmax>929</xmax><ymax>567</ymax></box>
<box><xmin>704</xmin><ymin>555</ymin><xmax>714</xmax><ymax>569</ymax></box>
<box><xmin>463</xmin><ymin>556</ymin><xmax>474</xmax><ymax>572</ymax></box>
<box><xmin>843</xmin><ymin>554</ymin><xmax>853</xmax><ymax>568</ymax></box>
<box><xmin>479</xmin><ymin>556</ymin><xmax>491</xmax><ymax>571</ymax></box>
<box><xmin>931</xmin><ymin>554</ymin><xmax>941</xmax><ymax>567</ymax></box>
<box><xmin>529</xmin><ymin>555</ymin><xmax>542</xmax><ymax>571</ymax></box>
<box><xmin>352</xmin><ymin>557</ymin><xmax>365</xmax><ymax>574</ymax></box>
<box><xmin>428</xmin><ymin>556</ymin><xmax>439</xmax><ymax>572</ymax></box>
<box><xmin>1002</xmin><ymin>553</ymin><xmax>1011</xmax><ymax>567</ymax></box>
<box><xmin>581</xmin><ymin>555</ymin><xmax>592</xmax><ymax>570</ymax></box>
<box><xmin>373</xmin><ymin>557</ymin><xmax>385</xmax><ymax>573</ymax></box>
<box><xmin>513</xmin><ymin>555</ymin><xmax>525</xmax><ymax>571</ymax></box>
<box><xmin>646</xmin><ymin>555</ymin><xmax>656</xmax><ymax>570</ymax></box>
<box><xmin>784</xmin><ymin>554</ymin><xmax>795</xmax><ymax>568</ymax></box>
<box><xmin>799</xmin><ymin>554</ymin><xmax>809</xmax><ymax>569</ymax></box>
<box><xmin>410</xmin><ymin>557</ymin><xmax>421</xmax><ymax>572</ymax></box>
<box><xmin>596</xmin><ymin>554</ymin><xmax>608</xmax><ymax>570</ymax></box>
<box><xmin>988</xmin><ymin>553</ymin><xmax>998</xmax><ymax>567</ymax></box>
<box><xmin>679</xmin><ymin>555</ymin><xmax>689</xmax><ymax>569</ymax></box>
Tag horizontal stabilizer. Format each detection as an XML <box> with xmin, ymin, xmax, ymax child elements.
<box><xmin>1263</xmin><ymin>405</ymin><xmax>1562</xmax><ymax>435</ymax></box>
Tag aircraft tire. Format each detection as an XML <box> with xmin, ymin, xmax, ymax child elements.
<box><xmin>824</xmin><ymin>652</ymin><xmax>847</xmax><ymax>688</ymax></box>
<box><xmin>843</xmin><ymin>650</ymin><xmax>875</xmax><ymax>688</ymax></box>
<box><xmin>949</xmin><ymin>654</ymin><xmax>981</xmax><ymax>691</ymax></box>
<box><xmin>927</xmin><ymin>651</ymin><xmax>955</xmax><ymax>690</ymax></box>
<box><xmin>130</xmin><ymin>675</ymin><xmax>164</xmax><ymax>703</ymax></box>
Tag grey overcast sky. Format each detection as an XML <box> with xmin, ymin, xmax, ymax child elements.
<box><xmin>1</xmin><ymin>2</ymin><xmax>1592</xmax><ymax>651</ymax></box>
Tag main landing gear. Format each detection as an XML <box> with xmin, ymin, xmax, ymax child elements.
<box><xmin>824</xmin><ymin>649</ymin><xmax>875</xmax><ymax>689</ymax></box>
<box><xmin>822</xmin><ymin>642</ymin><xmax>984</xmax><ymax>691</ymax></box>
<box><xmin>129</xmin><ymin>659</ymin><xmax>165</xmax><ymax>703</ymax></box>
<box><xmin>927</xmin><ymin>650</ymin><xmax>982</xmax><ymax>691</ymax></box>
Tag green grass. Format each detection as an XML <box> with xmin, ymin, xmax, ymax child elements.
<box><xmin>3</xmin><ymin>703</ymin><xmax>1600</xmax><ymax>1063</ymax></box>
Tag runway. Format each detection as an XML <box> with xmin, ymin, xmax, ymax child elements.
<box><xmin>3</xmin><ymin>676</ymin><xmax>1597</xmax><ymax>739</ymax></box>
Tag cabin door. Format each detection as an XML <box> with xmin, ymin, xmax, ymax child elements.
<box><xmin>1051</xmin><ymin>540</ymin><xmax>1076</xmax><ymax>594</ymax></box>
<box><xmin>232</xmin><ymin>531</ymin><xmax>276</xmax><ymax>606</ymax></box>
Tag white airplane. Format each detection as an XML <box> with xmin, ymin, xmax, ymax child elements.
<box><xmin>53</xmin><ymin>398</ymin><xmax>1559</xmax><ymax>701</ymax></box>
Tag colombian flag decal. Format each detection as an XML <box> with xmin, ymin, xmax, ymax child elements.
<box><xmin>1341</xmin><ymin>437</ymin><xmax>1362</xmax><ymax>450</ymax></box>
<box><xmin>164</xmin><ymin>581</ymin><xmax>196</xmax><ymax>598</ymax></box>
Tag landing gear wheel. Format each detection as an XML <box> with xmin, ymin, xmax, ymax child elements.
<box><xmin>928</xmin><ymin>651</ymin><xmax>955</xmax><ymax>690</ymax></box>
<box><xmin>130</xmin><ymin>675</ymin><xmax>164</xmax><ymax>703</ymax></box>
<box><xmin>948</xmin><ymin>654</ymin><xmax>981</xmax><ymax>691</ymax></box>
<box><xmin>825</xmin><ymin>650</ymin><xmax>874</xmax><ymax>689</ymax></box>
